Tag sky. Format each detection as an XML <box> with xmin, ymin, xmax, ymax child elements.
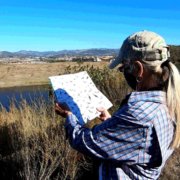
<box><xmin>0</xmin><ymin>0</ymin><xmax>180</xmax><ymax>52</ymax></box>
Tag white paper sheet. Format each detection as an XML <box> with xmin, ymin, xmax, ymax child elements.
<box><xmin>49</xmin><ymin>71</ymin><xmax>112</xmax><ymax>124</ymax></box>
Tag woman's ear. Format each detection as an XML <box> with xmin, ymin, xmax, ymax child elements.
<box><xmin>134</xmin><ymin>61</ymin><xmax>144</xmax><ymax>77</ymax></box>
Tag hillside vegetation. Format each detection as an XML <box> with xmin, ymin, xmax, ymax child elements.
<box><xmin>0</xmin><ymin>45</ymin><xmax>179</xmax><ymax>88</ymax></box>
<box><xmin>170</xmin><ymin>45</ymin><xmax>180</xmax><ymax>63</ymax></box>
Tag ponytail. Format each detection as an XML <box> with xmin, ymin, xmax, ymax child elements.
<box><xmin>166</xmin><ymin>62</ymin><xmax>180</xmax><ymax>148</ymax></box>
<box><xmin>143</xmin><ymin>60</ymin><xmax>180</xmax><ymax>148</ymax></box>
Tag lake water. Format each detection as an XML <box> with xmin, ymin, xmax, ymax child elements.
<box><xmin>0</xmin><ymin>85</ymin><xmax>52</xmax><ymax>111</ymax></box>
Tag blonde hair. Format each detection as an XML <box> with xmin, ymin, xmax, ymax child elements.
<box><xmin>166</xmin><ymin>62</ymin><xmax>180</xmax><ymax>148</ymax></box>
<box><xmin>142</xmin><ymin>60</ymin><xmax>180</xmax><ymax>148</ymax></box>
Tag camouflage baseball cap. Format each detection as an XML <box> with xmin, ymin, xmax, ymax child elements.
<box><xmin>109</xmin><ymin>30</ymin><xmax>170</xmax><ymax>69</ymax></box>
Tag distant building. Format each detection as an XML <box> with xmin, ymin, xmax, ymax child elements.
<box><xmin>99</xmin><ymin>56</ymin><xmax>114</xmax><ymax>62</ymax></box>
<box><xmin>94</xmin><ymin>57</ymin><xmax>101</xmax><ymax>62</ymax></box>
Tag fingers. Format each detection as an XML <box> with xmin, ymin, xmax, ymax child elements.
<box><xmin>54</xmin><ymin>102</ymin><xmax>71</xmax><ymax>117</ymax></box>
<box><xmin>55</xmin><ymin>104</ymin><xmax>65</xmax><ymax>117</ymax></box>
<box><xmin>55</xmin><ymin>103</ymin><xmax>64</xmax><ymax>112</ymax></box>
<box><xmin>96</xmin><ymin>107</ymin><xmax>111</xmax><ymax>121</ymax></box>
<box><xmin>99</xmin><ymin>114</ymin><xmax>107</xmax><ymax>121</ymax></box>
<box><xmin>96</xmin><ymin>107</ymin><xmax>105</xmax><ymax>113</ymax></box>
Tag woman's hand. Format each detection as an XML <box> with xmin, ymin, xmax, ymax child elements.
<box><xmin>55</xmin><ymin>102</ymin><xmax>72</xmax><ymax>118</ymax></box>
<box><xmin>97</xmin><ymin>107</ymin><xmax>111</xmax><ymax>121</ymax></box>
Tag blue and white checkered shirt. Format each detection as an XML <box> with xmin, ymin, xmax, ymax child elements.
<box><xmin>65</xmin><ymin>91</ymin><xmax>174</xmax><ymax>179</ymax></box>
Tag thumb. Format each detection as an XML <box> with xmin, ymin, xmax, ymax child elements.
<box><xmin>96</xmin><ymin>107</ymin><xmax>105</xmax><ymax>113</ymax></box>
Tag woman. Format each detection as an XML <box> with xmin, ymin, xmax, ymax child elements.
<box><xmin>55</xmin><ymin>30</ymin><xmax>180</xmax><ymax>179</ymax></box>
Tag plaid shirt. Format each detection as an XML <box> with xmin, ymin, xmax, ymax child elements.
<box><xmin>65</xmin><ymin>91</ymin><xmax>174</xmax><ymax>180</ymax></box>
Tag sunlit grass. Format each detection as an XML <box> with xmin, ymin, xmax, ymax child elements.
<box><xmin>0</xmin><ymin>99</ymin><xmax>90</xmax><ymax>179</ymax></box>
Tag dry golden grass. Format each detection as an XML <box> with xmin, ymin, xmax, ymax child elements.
<box><xmin>0</xmin><ymin>100</ymin><xmax>90</xmax><ymax>179</ymax></box>
<box><xmin>0</xmin><ymin>62</ymin><xmax>108</xmax><ymax>88</ymax></box>
<box><xmin>160</xmin><ymin>149</ymin><xmax>180</xmax><ymax>180</ymax></box>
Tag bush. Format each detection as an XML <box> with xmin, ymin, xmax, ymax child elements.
<box><xmin>0</xmin><ymin>99</ymin><xmax>89</xmax><ymax>180</ymax></box>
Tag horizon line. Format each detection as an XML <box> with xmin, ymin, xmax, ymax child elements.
<box><xmin>1</xmin><ymin>44</ymin><xmax>180</xmax><ymax>53</ymax></box>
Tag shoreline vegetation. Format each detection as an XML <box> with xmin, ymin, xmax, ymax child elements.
<box><xmin>0</xmin><ymin>61</ymin><xmax>108</xmax><ymax>88</ymax></box>
<box><xmin>0</xmin><ymin>62</ymin><xmax>179</xmax><ymax>179</ymax></box>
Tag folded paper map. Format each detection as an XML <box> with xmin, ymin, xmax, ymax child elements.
<box><xmin>49</xmin><ymin>71</ymin><xmax>112</xmax><ymax>124</ymax></box>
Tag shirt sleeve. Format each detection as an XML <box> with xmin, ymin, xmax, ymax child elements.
<box><xmin>65</xmin><ymin>108</ymin><xmax>147</xmax><ymax>165</ymax></box>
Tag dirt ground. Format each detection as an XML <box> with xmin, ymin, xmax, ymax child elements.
<box><xmin>0</xmin><ymin>62</ymin><xmax>108</xmax><ymax>88</ymax></box>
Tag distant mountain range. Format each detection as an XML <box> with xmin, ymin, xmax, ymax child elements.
<box><xmin>0</xmin><ymin>49</ymin><xmax>119</xmax><ymax>58</ymax></box>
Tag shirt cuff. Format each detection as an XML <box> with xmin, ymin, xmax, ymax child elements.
<box><xmin>65</xmin><ymin>113</ymin><xmax>79</xmax><ymax>127</ymax></box>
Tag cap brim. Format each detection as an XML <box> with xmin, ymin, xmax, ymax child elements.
<box><xmin>108</xmin><ymin>56</ymin><xmax>122</xmax><ymax>69</ymax></box>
